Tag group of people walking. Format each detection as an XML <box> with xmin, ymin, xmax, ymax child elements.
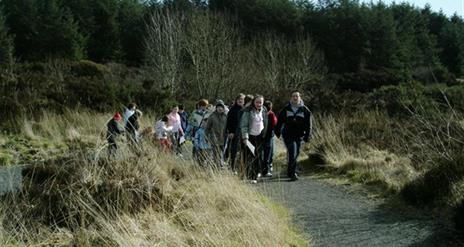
<box><xmin>106</xmin><ymin>91</ymin><xmax>312</xmax><ymax>183</ymax></box>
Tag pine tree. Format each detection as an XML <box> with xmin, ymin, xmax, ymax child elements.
<box><xmin>0</xmin><ymin>11</ymin><xmax>14</xmax><ymax>68</ymax></box>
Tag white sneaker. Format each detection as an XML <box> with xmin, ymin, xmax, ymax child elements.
<box><xmin>233</xmin><ymin>171</ymin><xmax>238</xmax><ymax>176</ymax></box>
<box><xmin>257</xmin><ymin>173</ymin><xmax>262</xmax><ymax>178</ymax></box>
<box><xmin>250</xmin><ymin>180</ymin><xmax>258</xmax><ymax>184</ymax></box>
<box><xmin>265</xmin><ymin>172</ymin><xmax>272</xmax><ymax>177</ymax></box>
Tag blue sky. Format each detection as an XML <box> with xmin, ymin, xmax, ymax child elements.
<box><xmin>360</xmin><ymin>0</ymin><xmax>463</xmax><ymax>17</ymax></box>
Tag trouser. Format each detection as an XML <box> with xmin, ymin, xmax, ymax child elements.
<box><xmin>228</xmin><ymin>135</ymin><xmax>240</xmax><ymax>171</ymax></box>
<box><xmin>108</xmin><ymin>138</ymin><xmax>117</xmax><ymax>156</ymax></box>
<box><xmin>170</xmin><ymin>131</ymin><xmax>182</xmax><ymax>154</ymax></box>
<box><xmin>284</xmin><ymin>137</ymin><xmax>301</xmax><ymax>178</ymax></box>
<box><xmin>211</xmin><ymin>144</ymin><xmax>224</xmax><ymax>167</ymax></box>
<box><xmin>243</xmin><ymin>135</ymin><xmax>263</xmax><ymax>180</ymax></box>
<box><xmin>262</xmin><ymin>136</ymin><xmax>274</xmax><ymax>174</ymax></box>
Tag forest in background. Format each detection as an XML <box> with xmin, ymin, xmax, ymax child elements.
<box><xmin>0</xmin><ymin>0</ymin><xmax>463</xmax><ymax>121</ymax></box>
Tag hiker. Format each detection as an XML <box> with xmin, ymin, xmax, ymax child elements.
<box><xmin>167</xmin><ymin>105</ymin><xmax>184</xmax><ymax>156</ymax></box>
<box><xmin>126</xmin><ymin>109</ymin><xmax>143</xmax><ymax>146</ymax></box>
<box><xmin>225</xmin><ymin>93</ymin><xmax>245</xmax><ymax>173</ymax></box>
<box><xmin>123</xmin><ymin>102</ymin><xmax>136</xmax><ymax>126</ymax></box>
<box><xmin>236</xmin><ymin>94</ymin><xmax>255</xmax><ymax>175</ymax></box>
<box><xmin>275</xmin><ymin>91</ymin><xmax>312</xmax><ymax>181</ymax></box>
<box><xmin>215</xmin><ymin>99</ymin><xmax>229</xmax><ymax>114</ymax></box>
<box><xmin>188</xmin><ymin>99</ymin><xmax>210</xmax><ymax>159</ymax></box>
<box><xmin>205</xmin><ymin>102</ymin><xmax>228</xmax><ymax>167</ymax></box>
<box><xmin>107</xmin><ymin>112</ymin><xmax>125</xmax><ymax>156</ymax></box>
<box><xmin>263</xmin><ymin>100</ymin><xmax>277</xmax><ymax>177</ymax></box>
<box><xmin>240</xmin><ymin>95</ymin><xmax>268</xmax><ymax>183</ymax></box>
<box><xmin>193</xmin><ymin>118</ymin><xmax>211</xmax><ymax>165</ymax></box>
<box><xmin>155</xmin><ymin>116</ymin><xmax>173</xmax><ymax>153</ymax></box>
<box><xmin>178</xmin><ymin>104</ymin><xmax>189</xmax><ymax>134</ymax></box>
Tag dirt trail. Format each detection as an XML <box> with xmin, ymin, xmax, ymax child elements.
<box><xmin>257</xmin><ymin>173</ymin><xmax>462</xmax><ymax>247</ymax></box>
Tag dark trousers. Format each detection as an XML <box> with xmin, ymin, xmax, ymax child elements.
<box><xmin>284</xmin><ymin>137</ymin><xmax>301</xmax><ymax>178</ymax></box>
<box><xmin>211</xmin><ymin>144</ymin><xmax>224</xmax><ymax>167</ymax></box>
<box><xmin>170</xmin><ymin>131</ymin><xmax>182</xmax><ymax>154</ymax></box>
<box><xmin>108</xmin><ymin>138</ymin><xmax>117</xmax><ymax>156</ymax></box>
<box><xmin>263</xmin><ymin>136</ymin><xmax>274</xmax><ymax>174</ymax></box>
<box><xmin>228</xmin><ymin>136</ymin><xmax>240</xmax><ymax>171</ymax></box>
<box><xmin>243</xmin><ymin>135</ymin><xmax>263</xmax><ymax>180</ymax></box>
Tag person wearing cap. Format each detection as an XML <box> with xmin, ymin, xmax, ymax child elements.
<box><xmin>215</xmin><ymin>99</ymin><xmax>229</xmax><ymax>114</ymax></box>
<box><xmin>107</xmin><ymin>112</ymin><xmax>125</xmax><ymax>156</ymax></box>
<box><xmin>205</xmin><ymin>102</ymin><xmax>228</xmax><ymax>167</ymax></box>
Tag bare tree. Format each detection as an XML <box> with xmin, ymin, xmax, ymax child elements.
<box><xmin>145</xmin><ymin>9</ymin><xmax>184</xmax><ymax>95</ymax></box>
<box><xmin>183</xmin><ymin>11</ymin><xmax>242</xmax><ymax>99</ymax></box>
<box><xmin>253</xmin><ymin>34</ymin><xmax>326</xmax><ymax>98</ymax></box>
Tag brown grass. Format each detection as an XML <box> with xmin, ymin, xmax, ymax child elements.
<box><xmin>0</xmin><ymin>111</ymin><xmax>308</xmax><ymax>247</ymax></box>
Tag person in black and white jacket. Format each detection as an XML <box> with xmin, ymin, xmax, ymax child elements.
<box><xmin>275</xmin><ymin>91</ymin><xmax>312</xmax><ymax>181</ymax></box>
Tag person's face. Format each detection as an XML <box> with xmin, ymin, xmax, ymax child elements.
<box><xmin>291</xmin><ymin>92</ymin><xmax>301</xmax><ymax>105</ymax></box>
<box><xmin>199</xmin><ymin>105</ymin><xmax>206</xmax><ymax>111</ymax></box>
<box><xmin>236</xmin><ymin>96</ymin><xmax>245</xmax><ymax>107</ymax></box>
<box><xmin>216</xmin><ymin>106</ymin><xmax>225</xmax><ymax>113</ymax></box>
<box><xmin>254</xmin><ymin>98</ymin><xmax>263</xmax><ymax>110</ymax></box>
<box><xmin>171</xmin><ymin>107</ymin><xmax>179</xmax><ymax>113</ymax></box>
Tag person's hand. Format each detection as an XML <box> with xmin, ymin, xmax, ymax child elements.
<box><xmin>228</xmin><ymin>133</ymin><xmax>234</xmax><ymax>139</ymax></box>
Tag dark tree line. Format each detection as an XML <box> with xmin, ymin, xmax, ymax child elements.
<box><xmin>0</xmin><ymin>0</ymin><xmax>463</xmax><ymax>80</ymax></box>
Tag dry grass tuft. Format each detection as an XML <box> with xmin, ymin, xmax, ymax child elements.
<box><xmin>305</xmin><ymin>112</ymin><xmax>419</xmax><ymax>193</ymax></box>
<box><xmin>0</xmin><ymin>111</ymin><xmax>308</xmax><ymax>247</ymax></box>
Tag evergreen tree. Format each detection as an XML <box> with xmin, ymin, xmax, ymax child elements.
<box><xmin>87</xmin><ymin>0</ymin><xmax>121</xmax><ymax>62</ymax></box>
<box><xmin>36</xmin><ymin>0</ymin><xmax>85</xmax><ymax>60</ymax></box>
<box><xmin>117</xmin><ymin>0</ymin><xmax>146</xmax><ymax>65</ymax></box>
<box><xmin>440</xmin><ymin>17</ymin><xmax>464</xmax><ymax>77</ymax></box>
<box><xmin>365</xmin><ymin>2</ymin><xmax>401</xmax><ymax>70</ymax></box>
<box><xmin>0</xmin><ymin>10</ymin><xmax>14</xmax><ymax>68</ymax></box>
<box><xmin>1</xmin><ymin>0</ymin><xmax>39</xmax><ymax>60</ymax></box>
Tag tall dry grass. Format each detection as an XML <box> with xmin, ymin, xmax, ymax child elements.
<box><xmin>306</xmin><ymin>111</ymin><xmax>419</xmax><ymax>193</ymax></box>
<box><xmin>0</xmin><ymin>111</ymin><xmax>308</xmax><ymax>246</ymax></box>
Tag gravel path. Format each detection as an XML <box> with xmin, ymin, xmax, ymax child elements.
<box><xmin>257</xmin><ymin>175</ymin><xmax>462</xmax><ymax>247</ymax></box>
<box><xmin>0</xmin><ymin>166</ymin><xmax>22</xmax><ymax>196</ymax></box>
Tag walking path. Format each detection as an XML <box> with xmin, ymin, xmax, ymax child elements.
<box><xmin>257</xmin><ymin>174</ymin><xmax>462</xmax><ymax>246</ymax></box>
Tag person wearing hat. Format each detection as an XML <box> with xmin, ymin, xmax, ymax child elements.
<box><xmin>205</xmin><ymin>102</ymin><xmax>228</xmax><ymax>167</ymax></box>
<box><xmin>107</xmin><ymin>112</ymin><xmax>125</xmax><ymax>156</ymax></box>
<box><xmin>215</xmin><ymin>99</ymin><xmax>229</xmax><ymax>114</ymax></box>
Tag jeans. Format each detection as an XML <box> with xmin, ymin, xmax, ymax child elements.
<box><xmin>263</xmin><ymin>136</ymin><xmax>274</xmax><ymax>174</ymax></box>
<box><xmin>284</xmin><ymin>137</ymin><xmax>301</xmax><ymax>178</ymax></box>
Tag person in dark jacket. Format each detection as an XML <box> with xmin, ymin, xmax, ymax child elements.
<box><xmin>107</xmin><ymin>112</ymin><xmax>125</xmax><ymax>156</ymax></box>
<box><xmin>205</xmin><ymin>103</ymin><xmax>228</xmax><ymax>166</ymax></box>
<box><xmin>126</xmin><ymin>109</ymin><xmax>143</xmax><ymax>147</ymax></box>
<box><xmin>178</xmin><ymin>105</ymin><xmax>189</xmax><ymax>133</ymax></box>
<box><xmin>225</xmin><ymin>93</ymin><xmax>245</xmax><ymax>173</ymax></box>
<box><xmin>263</xmin><ymin>100</ymin><xmax>278</xmax><ymax>177</ymax></box>
<box><xmin>275</xmin><ymin>91</ymin><xmax>312</xmax><ymax>181</ymax></box>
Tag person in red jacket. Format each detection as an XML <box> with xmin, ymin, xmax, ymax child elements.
<box><xmin>263</xmin><ymin>100</ymin><xmax>278</xmax><ymax>177</ymax></box>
